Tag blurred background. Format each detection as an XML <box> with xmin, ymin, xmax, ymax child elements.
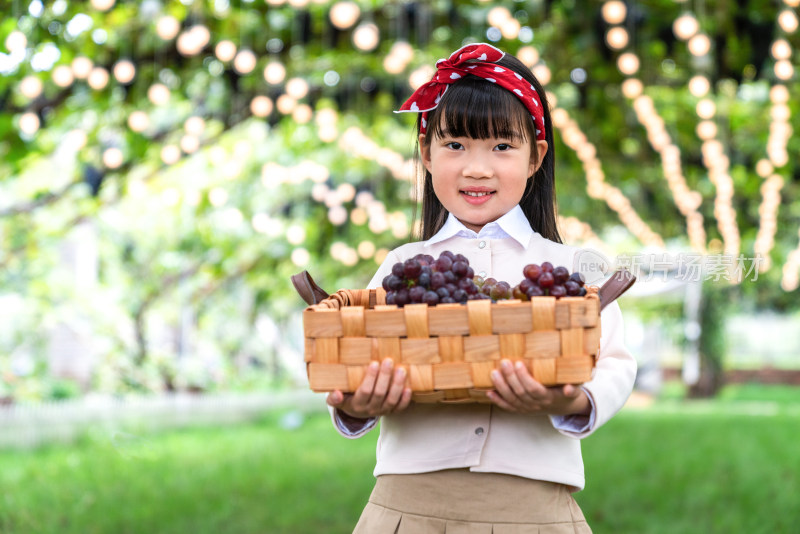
<box><xmin>1</xmin><ymin>0</ymin><xmax>799</xmax><ymax>533</ymax></box>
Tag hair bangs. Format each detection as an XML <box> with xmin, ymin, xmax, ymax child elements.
<box><xmin>427</xmin><ymin>76</ymin><xmax>534</xmax><ymax>143</ymax></box>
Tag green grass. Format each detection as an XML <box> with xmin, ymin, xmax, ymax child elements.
<box><xmin>1</xmin><ymin>386</ymin><xmax>799</xmax><ymax>534</ymax></box>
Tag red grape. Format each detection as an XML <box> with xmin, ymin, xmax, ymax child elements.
<box><xmin>538</xmin><ymin>271</ymin><xmax>554</xmax><ymax>288</ymax></box>
<box><xmin>523</xmin><ymin>263</ymin><xmax>542</xmax><ymax>281</ymax></box>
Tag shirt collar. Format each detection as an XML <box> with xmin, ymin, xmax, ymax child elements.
<box><xmin>425</xmin><ymin>205</ymin><xmax>534</xmax><ymax>249</ymax></box>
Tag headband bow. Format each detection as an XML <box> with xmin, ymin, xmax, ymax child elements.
<box><xmin>395</xmin><ymin>43</ymin><xmax>545</xmax><ymax>140</ymax></box>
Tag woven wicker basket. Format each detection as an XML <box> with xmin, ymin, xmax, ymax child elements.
<box><xmin>301</xmin><ymin>284</ymin><xmax>602</xmax><ymax>404</ymax></box>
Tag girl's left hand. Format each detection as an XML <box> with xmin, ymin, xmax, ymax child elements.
<box><xmin>487</xmin><ymin>359</ymin><xmax>591</xmax><ymax>416</ymax></box>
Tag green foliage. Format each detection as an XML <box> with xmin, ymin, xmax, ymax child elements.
<box><xmin>1</xmin><ymin>0</ymin><xmax>799</xmax><ymax>395</ymax></box>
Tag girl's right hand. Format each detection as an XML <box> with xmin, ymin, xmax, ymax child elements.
<box><xmin>326</xmin><ymin>358</ymin><xmax>412</xmax><ymax>419</ymax></box>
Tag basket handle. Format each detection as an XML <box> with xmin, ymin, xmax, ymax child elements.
<box><xmin>597</xmin><ymin>268</ymin><xmax>636</xmax><ymax>312</ymax></box>
<box><xmin>291</xmin><ymin>271</ymin><xmax>330</xmax><ymax>306</ymax></box>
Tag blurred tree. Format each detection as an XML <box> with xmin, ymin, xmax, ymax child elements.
<box><xmin>0</xmin><ymin>0</ymin><xmax>798</xmax><ymax>396</ymax></box>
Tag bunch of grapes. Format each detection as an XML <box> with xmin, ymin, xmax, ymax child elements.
<box><xmin>509</xmin><ymin>262</ymin><xmax>587</xmax><ymax>300</ymax></box>
<box><xmin>382</xmin><ymin>251</ymin><xmax>487</xmax><ymax>306</ymax></box>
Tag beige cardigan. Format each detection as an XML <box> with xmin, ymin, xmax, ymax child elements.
<box><xmin>333</xmin><ymin>231</ymin><xmax>636</xmax><ymax>491</ymax></box>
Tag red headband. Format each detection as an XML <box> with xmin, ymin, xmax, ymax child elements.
<box><xmin>395</xmin><ymin>43</ymin><xmax>545</xmax><ymax>140</ymax></box>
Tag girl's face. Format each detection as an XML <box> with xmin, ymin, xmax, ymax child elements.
<box><xmin>420</xmin><ymin>132</ymin><xmax>548</xmax><ymax>233</ymax></box>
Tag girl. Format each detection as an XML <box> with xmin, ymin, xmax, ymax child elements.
<box><xmin>326</xmin><ymin>43</ymin><xmax>636</xmax><ymax>533</ymax></box>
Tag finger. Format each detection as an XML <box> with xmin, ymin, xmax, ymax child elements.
<box><xmin>395</xmin><ymin>388</ymin><xmax>413</xmax><ymax>412</ymax></box>
<box><xmin>326</xmin><ymin>390</ymin><xmax>344</xmax><ymax>407</ymax></box>
<box><xmin>500</xmin><ymin>360</ymin><xmax>528</xmax><ymax>397</ymax></box>
<box><xmin>562</xmin><ymin>384</ymin><xmax>581</xmax><ymax>398</ymax></box>
<box><xmin>368</xmin><ymin>358</ymin><xmax>395</xmax><ymax>408</ymax></box>
<box><xmin>490</xmin><ymin>369</ymin><xmax>515</xmax><ymax>400</ymax></box>
<box><xmin>350</xmin><ymin>361</ymin><xmax>380</xmax><ymax>408</ymax></box>
<box><xmin>382</xmin><ymin>367</ymin><xmax>407</xmax><ymax>410</ymax></box>
<box><xmin>513</xmin><ymin>361</ymin><xmax>548</xmax><ymax>397</ymax></box>
<box><xmin>486</xmin><ymin>390</ymin><xmax>518</xmax><ymax>412</ymax></box>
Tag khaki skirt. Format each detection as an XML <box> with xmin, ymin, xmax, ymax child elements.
<box><xmin>353</xmin><ymin>469</ymin><xmax>591</xmax><ymax>534</ymax></box>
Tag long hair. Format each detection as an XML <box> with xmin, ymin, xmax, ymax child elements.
<box><xmin>412</xmin><ymin>52</ymin><xmax>561</xmax><ymax>243</ymax></box>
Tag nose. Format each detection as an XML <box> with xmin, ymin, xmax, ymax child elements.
<box><xmin>461</xmin><ymin>151</ymin><xmax>493</xmax><ymax>179</ymax></box>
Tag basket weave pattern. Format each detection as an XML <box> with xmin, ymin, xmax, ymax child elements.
<box><xmin>303</xmin><ymin>287</ymin><xmax>601</xmax><ymax>404</ymax></box>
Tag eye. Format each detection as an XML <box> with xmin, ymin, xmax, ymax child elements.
<box><xmin>495</xmin><ymin>143</ymin><xmax>512</xmax><ymax>151</ymax></box>
<box><xmin>445</xmin><ymin>142</ymin><xmax>463</xmax><ymax>150</ymax></box>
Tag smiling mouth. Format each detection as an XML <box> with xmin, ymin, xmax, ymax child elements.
<box><xmin>462</xmin><ymin>190</ymin><xmax>494</xmax><ymax>197</ymax></box>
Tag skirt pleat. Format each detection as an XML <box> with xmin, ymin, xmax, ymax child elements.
<box><xmin>352</xmin><ymin>469</ymin><xmax>592</xmax><ymax>534</ymax></box>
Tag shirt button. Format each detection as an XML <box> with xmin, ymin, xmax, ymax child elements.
<box><xmin>478</xmin><ymin>271</ymin><xmax>487</xmax><ymax>279</ymax></box>
<box><xmin>474</xmin><ymin>427</ymin><xmax>484</xmax><ymax>436</ymax></box>
<box><xmin>478</xmin><ymin>240</ymin><xmax>486</xmax><ymax>249</ymax></box>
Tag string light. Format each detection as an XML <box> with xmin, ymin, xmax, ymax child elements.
<box><xmin>687</xmin><ymin>33</ymin><xmax>711</xmax><ymax>56</ymax></box>
<box><xmin>753</xmin><ymin>8</ymin><xmax>797</xmax><ymax>272</ymax></box>
<box><xmin>155</xmin><ymin>15</ymin><xmax>180</xmax><ymax>41</ymax></box>
<box><xmin>601</xmin><ymin>1</ymin><xmax>627</xmax><ymax>24</ymax></box>
<box><xmin>673</xmin><ymin>13</ymin><xmax>699</xmax><ymax>41</ymax></box>
<box><xmin>551</xmin><ymin>105</ymin><xmax>665</xmax><ymax>249</ymax></box>
<box><xmin>781</xmin><ymin>228</ymin><xmax>800</xmax><ymax>291</ymax></box>
<box><xmin>4</xmin><ymin>31</ymin><xmax>27</xmax><ymax>52</ymax></box>
<box><xmin>517</xmin><ymin>46</ymin><xmax>540</xmax><ymax>68</ymax></box>
<box><xmin>233</xmin><ymin>50</ymin><xmax>257</xmax><ymax>75</ymax></box>
<box><xmin>113</xmin><ymin>60</ymin><xmax>136</xmax><ymax>84</ymax></box>
<box><xmin>102</xmin><ymin>147</ymin><xmax>124</xmax><ymax>169</ymax></box>
<box><xmin>147</xmin><ymin>83</ymin><xmax>170</xmax><ymax>106</ymax></box>
<box><xmin>250</xmin><ymin>96</ymin><xmax>274</xmax><ymax>118</ymax></box>
<box><xmin>263</xmin><ymin>62</ymin><xmax>286</xmax><ymax>84</ymax></box>
<box><xmin>215</xmin><ymin>40</ymin><xmax>237</xmax><ymax>62</ymax></box>
<box><xmin>606</xmin><ymin>27</ymin><xmax>629</xmax><ymax>50</ymax></box>
<box><xmin>617</xmin><ymin>53</ymin><xmax>640</xmax><ymax>75</ymax></box>
<box><xmin>52</xmin><ymin>65</ymin><xmax>74</xmax><ymax>87</ymax></box>
<box><xmin>286</xmin><ymin>78</ymin><xmax>310</xmax><ymax>99</ymax></box>
<box><xmin>629</xmin><ymin>94</ymin><xmax>707</xmax><ymax>252</ymax></box>
<box><xmin>329</xmin><ymin>2</ymin><xmax>361</xmax><ymax>30</ymax></box>
<box><xmin>71</xmin><ymin>57</ymin><xmax>93</xmax><ymax>79</ymax></box>
<box><xmin>87</xmin><ymin>67</ymin><xmax>110</xmax><ymax>90</ymax></box>
<box><xmin>19</xmin><ymin>112</ymin><xmax>41</xmax><ymax>136</ymax></box>
<box><xmin>352</xmin><ymin>22</ymin><xmax>379</xmax><ymax>51</ymax></box>
<box><xmin>19</xmin><ymin>76</ymin><xmax>43</xmax><ymax>100</ymax></box>
<box><xmin>127</xmin><ymin>110</ymin><xmax>149</xmax><ymax>132</ymax></box>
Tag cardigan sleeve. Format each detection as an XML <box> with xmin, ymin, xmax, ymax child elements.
<box><xmin>554</xmin><ymin>300</ymin><xmax>637</xmax><ymax>438</ymax></box>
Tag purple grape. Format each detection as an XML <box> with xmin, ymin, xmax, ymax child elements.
<box><xmin>403</xmin><ymin>259</ymin><xmax>422</xmax><ymax>278</ymax></box>
<box><xmin>384</xmin><ymin>275</ymin><xmax>403</xmax><ymax>291</ymax></box>
<box><xmin>436</xmin><ymin>287</ymin><xmax>450</xmax><ymax>299</ymax></box>
<box><xmin>519</xmin><ymin>278</ymin><xmax>536</xmax><ymax>294</ymax></box>
<box><xmin>538</xmin><ymin>271</ymin><xmax>554</xmax><ymax>288</ymax></box>
<box><xmin>385</xmin><ymin>292</ymin><xmax>396</xmax><ymax>305</ymax></box>
<box><xmin>430</xmin><ymin>271</ymin><xmax>445</xmax><ymax>289</ymax></box>
<box><xmin>452</xmin><ymin>289</ymin><xmax>467</xmax><ymax>303</ymax></box>
<box><xmin>452</xmin><ymin>261</ymin><xmax>468</xmax><ymax>278</ymax></box>
<box><xmin>553</xmin><ymin>266</ymin><xmax>570</xmax><ymax>284</ymax></box>
<box><xmin>409</xmin><ymin>285</ymin><xmax>426</xmax><ymax>303</ymax></box>
<box><xmin>418</xmin><ymin>272</ymin><xmax>430</xmax><ymax>288</ymax></box>
<box><xmin>565</xmin><ymin>280</ymin><xmax>581</xmax><ymax>296</ymax></box>
<box><xmin>440</xmin><ymin>251</ymin><xmax>455</xmax><ymax>261</ymax></box>
<box><xmin>391</xmin><ymin>262</ymin><xmax>404</xmax><ymax>277</ymax></box>
<box><xmin>541</xmin><ymin>262</ymin><xmax>554</xmax><ymax>273</ymax></box>
<box><xmin>569</xmin><ymin>272</ymin><xmax>585</xmax><ymax>287</ymax></box>
<box><xmin>441</xmin><ymin>297</ymin><xmax>456</xmax><ymax>303</ymax></box>
<box><xmin>423</xmin><ymin>291</ymin><xmax>440</xmax><ymax>305</ymax></box>
<box><xmin>433</xmin><ymin>256</ymin><xmax>452</xmax><ymax>272</ymax></box>
<box><xmin>523</xmin><ymin>263</ymin><xmax>542</xmax><ymax>281</ymax></box>
<box><xmin>443</xmin><ymin>270</ymin><xmax>457</xmax><ymax>284</ymax></box>
<box><xmin>465</xmin><ymin>266</ymin><xmax>474</xmax><ymax>280</ymax></box>
<box><xmin>550</xmin><ymin>284</ymin><xmax>566</xmax><ymax>298</ymax></box>
<box><xmin>453</xmin><ymin>253</ymin><xmax>468</xmax><ymax>264</ymax></box>
<box><xmin>526</xmin><ymin>285</ymin><xmax>544</xmax><ymax>298</ymax></box>
<box><xmin>394</xmin><ymin>288</ymin><xmax>409</xmax><ymax>306</ymax></box>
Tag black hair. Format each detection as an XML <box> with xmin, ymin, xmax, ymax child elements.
<box><xmin>412</xmin><ymin>52</ymin><xmax>561</xmax><ymax>243</ymax></box>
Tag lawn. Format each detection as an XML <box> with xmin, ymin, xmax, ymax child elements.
<box><xmin>1</xmin><ymin>385</ymin><xmax>798</xmax><ymax>534</ymax></box>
